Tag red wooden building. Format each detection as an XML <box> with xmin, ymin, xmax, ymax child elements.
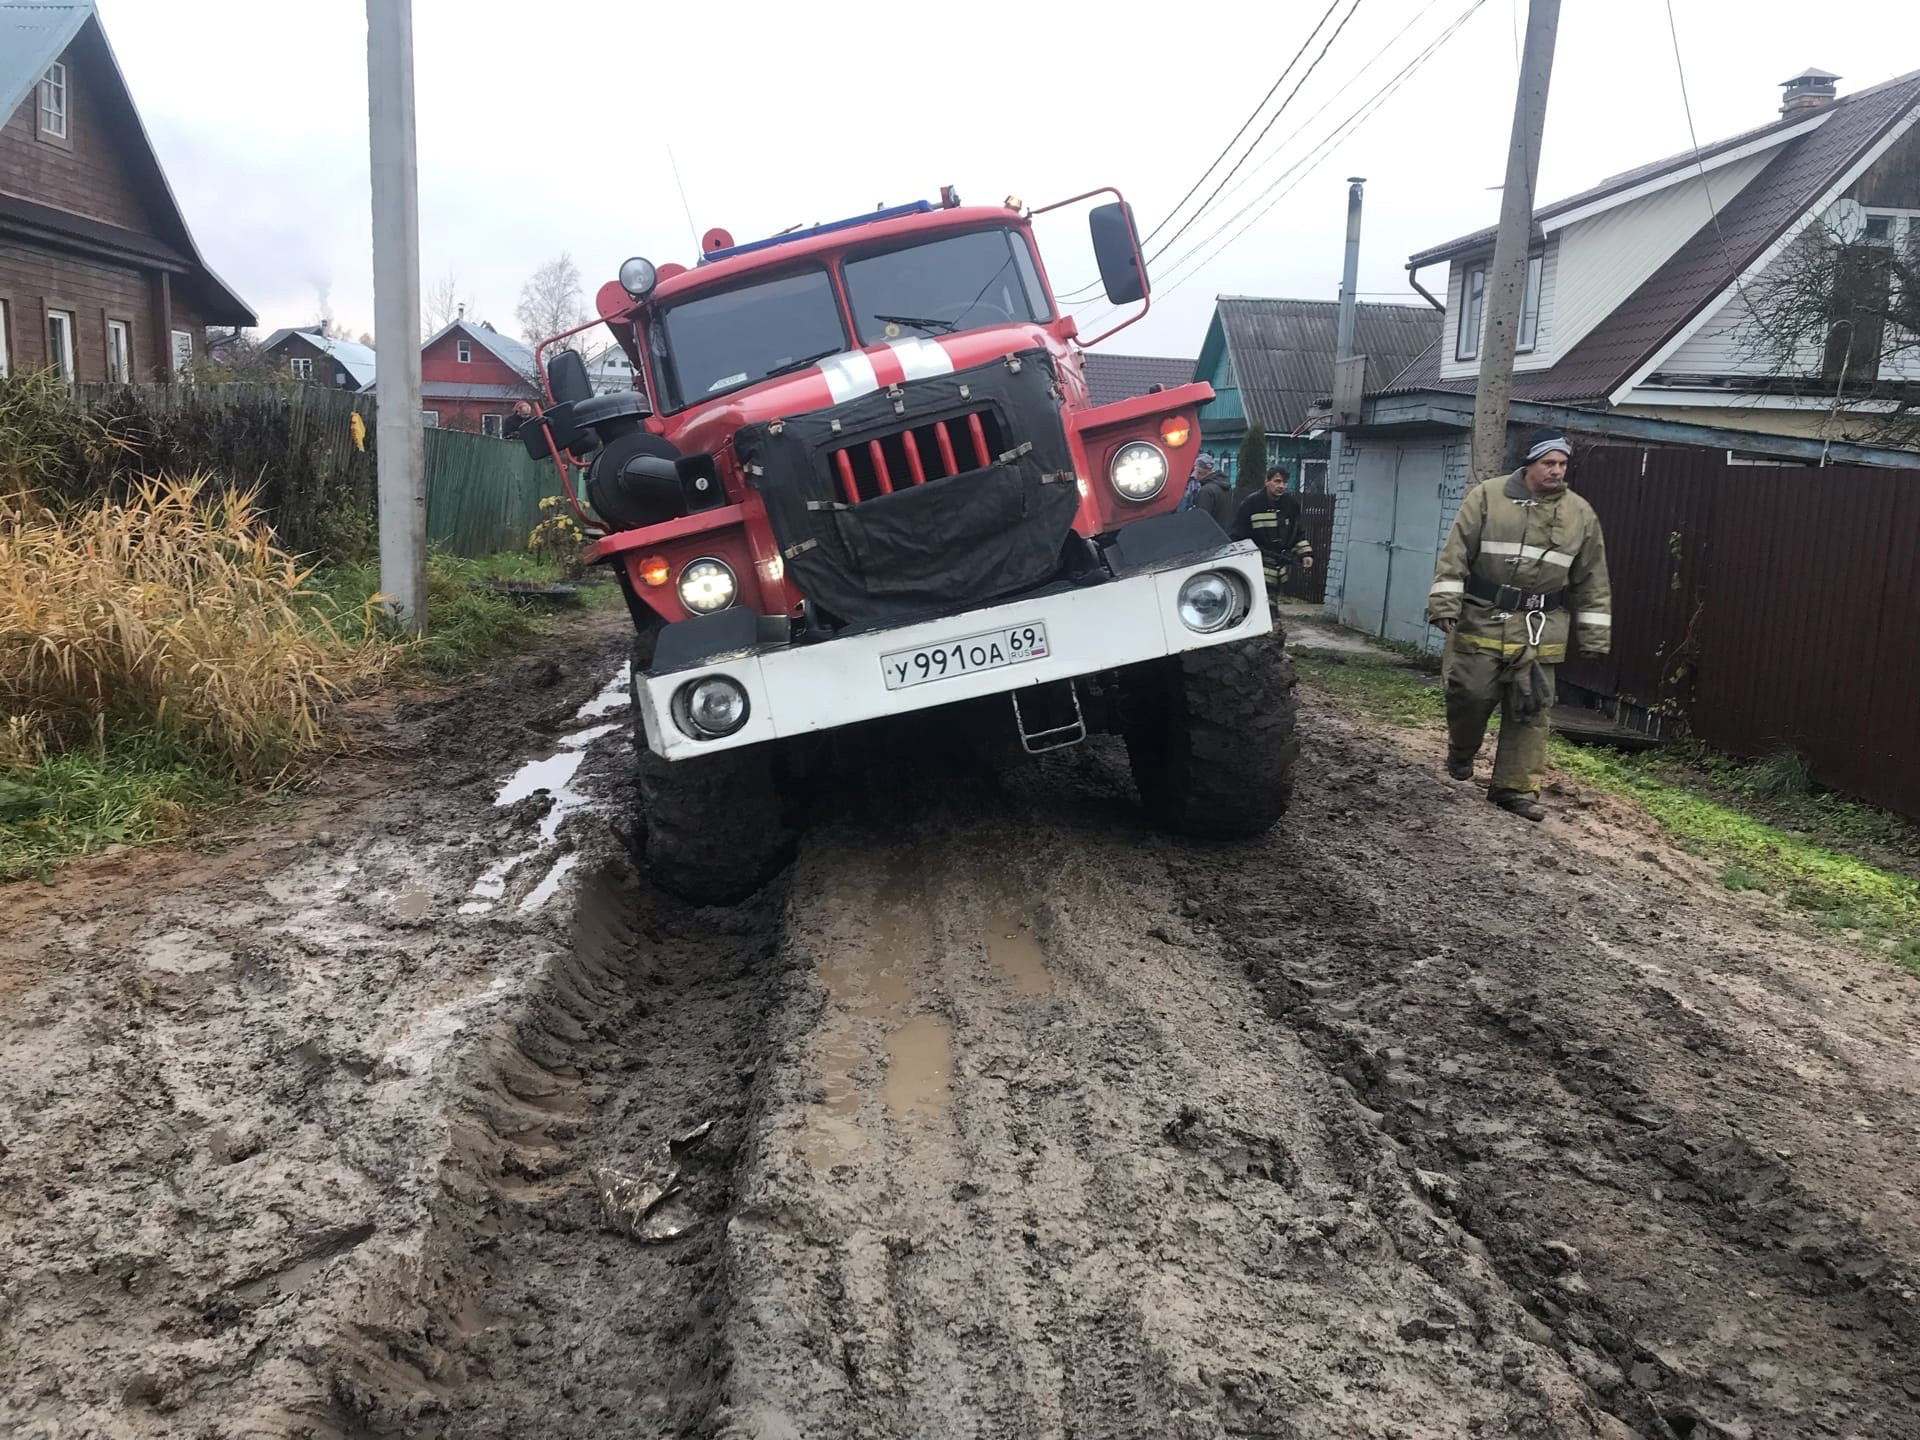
<box><xmin>420</xmin><ymin>316</ymin><xmax>539</xmax><ymax>436</ymax></box>
<box><xmin>0</xmin><ymin>0</ymin><xmax>253</xmax><ymax>383</ymax></box>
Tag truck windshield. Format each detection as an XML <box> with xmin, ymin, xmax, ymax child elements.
<box><xmin>843</xmin><ymin>228</ymin><xmax>1051</xmax><ymax>344</ymax></box>
<box><xmin>655</xmin><ymin>268</ymin><xmax>847</xmax><ymax>409</ymax></box>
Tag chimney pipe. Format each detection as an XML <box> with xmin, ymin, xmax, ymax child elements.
<box><xmin>1780</xmin><ymin>68</ymin><xmax>1840</xmax><ymax>117</ymax></box>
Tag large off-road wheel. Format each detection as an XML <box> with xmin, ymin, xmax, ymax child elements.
<box><xmin>629</xmin><ymin>634</ymin><xmax>792</xmax><ymax>904</ymax></box>
<box><xmin>1120</xmin><ymin>629</ymin><xmax>1298</xmax><ymax>839</ymax></box>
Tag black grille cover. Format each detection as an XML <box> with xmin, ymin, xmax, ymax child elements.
<box><xmin>733</xmin><ymin>347</ymin><xmax>1078</xmax><ymax>628</ymax></box>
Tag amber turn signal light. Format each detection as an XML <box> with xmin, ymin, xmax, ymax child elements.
<box><xmin>637</xmin><ymin>554</ymin><xmax>671</xmax><ymax>588</ymax></box>
<box><xmin>1159</xmin><ymin>416</ymin><xmax>1192</xmax><ymax>448</ymax></box>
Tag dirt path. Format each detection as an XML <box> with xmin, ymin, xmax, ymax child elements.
<box><xmin>3</xmin><ymin>622</ymin><xmax>1916</xmax><ymax>1440</ymax></box>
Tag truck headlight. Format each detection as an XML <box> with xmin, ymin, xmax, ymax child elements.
<box><xmin>677</xmin><ymin>557</ymin><xmax>736</xmax><ymax>614</ymax></box>
<box><xmin>675</xmin><ymin>675</ymin><xmax>750</xmax><ymax>739</ymax></box>
<box><xmin>619</xmin><ymin>256</ymin><xmax>658</xmax><ymax>299</ymax></box>
<box><xmin>1109</xmin><ymin>440</ymin><xmax>1168</xmax><ymax>502</ymax></box>
<box><xmin>1176</xmin><ymin>570</ymin><xmax>1248</xmax><ymax>633</ymax></box>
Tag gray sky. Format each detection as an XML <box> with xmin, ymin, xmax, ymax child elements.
<box><xmin>108</xmin><ymin>0</ymin><xmax>1920</xmax><ymax>358</ymax></box>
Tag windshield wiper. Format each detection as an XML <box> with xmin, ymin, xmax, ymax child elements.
<box><xmin>871</xmin><ymin>312</ymin><xmax>957</xmax><ymax>335</ymax></box>
<box><xmin>762</xmin><ymin>346</ymin><xmax>845</xmax><ymax>379</ymax></box>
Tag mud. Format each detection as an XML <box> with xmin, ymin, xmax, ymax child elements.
<box><xmin>4</xmin><ymin>617</ymin><xmax>1918</xmax><ymax>1440</ymax></box>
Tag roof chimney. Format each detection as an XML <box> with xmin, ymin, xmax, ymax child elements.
<box><xmin>1780</xmin><ymin>68</ymin><xmax>1840</xmax><ymax>116</ymax></box>
<box><xmin>456</xmin><ymin>302</ymin><xmax>465</xmax><ymax>320</ymax></box>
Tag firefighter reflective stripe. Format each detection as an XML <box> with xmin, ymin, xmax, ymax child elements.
<box><xmin>1450</xmin><ymin>631</ymin><xmax>1567</xmax><ymax>661</ymax></box>
<box><xmin>1480</xmin><ymin>540</ymin><xmax>1576</xmax><ymax>567</ymax></box>
<box><xmin>1575</xmin><ymin>611</ymin><xmax>1612</xmax><ymax>627</ymax></box>
<box><xmin>1430</xmin><ymin>579</ymin><xmax>1465</xmax><ymax>596</ymax></box>
<box><xmin>1250</xmin><ymin>515</ymin><xmax>1279</xmax><ymax>528</ymax></box>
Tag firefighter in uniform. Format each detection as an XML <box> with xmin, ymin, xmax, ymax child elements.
<box><xmin>1426</xmin><ymin>430</ymin><xmax>1612</xmax><ymax>821</ymax></box>
<box><xmin>1231</xmin><ymin>465</ymin><xmax>1314</xmax><ymax>614</ymax></box>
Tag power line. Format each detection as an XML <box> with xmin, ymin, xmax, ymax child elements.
<box><xmin>1074</xmin><ymin>0</ymin><xmax>1486</xmax><ymax>329</ymax></box>
<box><xmin>1055</xmin><ymin>0</ymin><xmax>1348</xmax><ymax>302</ymax></box>
<box><xmin>1142</xmin><ymin>0</ymin><xmax>1367</xmax><ymax>266</ymax></box>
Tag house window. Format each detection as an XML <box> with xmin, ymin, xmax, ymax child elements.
<box><xmin>46</xmin><ymin>309</ymin><xmax>76</xmax><ymax>384</ymax></box>
<box><xmin>0</xmin><ymin>300</ymin><xmax>11</xmax><ymax>378</ymax></box>
<box><xmin>1517</xmin><ymin>252</ymin><xmax>1545</xmax><ymax>352</ymax></box>
<box><xmin>457</xmin><ymin>338</ymin><xmax>472</xmax><ymax>363</ymax></box>
<box><xmin>1863</xmin><ymin>214</ymin><xmax>1894</xmax><ymax>245</ymax></box>
<box><xmin>39</xmin><ymin>63</ymin><xmax>68</xmax><ymax>141</ymax></box>
<box><xmin>480</xmin><ymin>412</ymin><xmax>504</xmax><ymax>438</ymax></box>
<box><xmin>290</xmin><ymin>356</ymin><xmax>314</xmax><ymax>380</ymax></box>
<box><xmin>422</xmin><ymin>410</ymin><xmax>440</xmax><ymax>428</ymax></box>
<box><xmin>1456</xmin><ymin>264</ymin><xmax>1486</xmax><ymax>360</ymax></box>
<box><xmin>170</xmin><ymin>329</ymin><xmax>194</xmax><ymax>377</ymax></box>
<box><xmin>107</xmin><ymin>319</ymin><xmax>131</xmax><ymax>383</ymax></box>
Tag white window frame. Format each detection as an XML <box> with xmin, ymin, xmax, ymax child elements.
<box><xmin>1456</xmin><ymin>264</ymin><xmax>1486</xmax><ymax>361</ymax></box>
<box><xmin>0</xmin><ymin>299</ymin><xmax>11</xmax><ymax>378</ymax></box>
<box><xmin>107</xmin><ymin>318</ymin><xmax>131</xmax><ymax>383</ymax></box>
<box><xmin>289</xmin><ymin>356</ymin><xmax>314</xmax><ymax>380</ymax></box>
<box><xmin>47</xmin><ymin>309</ymin><xmax>76</xmax><ymax>384</ymax></box>
<box><xmin>1517</xmin><ymin>251</ymin><xmax>1545</xmax><ymax>353</ymax></box>
<box><xmin>457</xmin><ymin>338</ymin><xmax>472</xmax><ymax>363</ymax></box>
<box><xmin>39</xmin><ymin>63</ymin><xmax>68</xmax><ymax>141</ymax></box>
<box><xmin>480</xmin><ymin>412</ymin><xmax>504</xmax><ymax>438</ymax></box>
<box><xmin>422</xmin><ymin>410</ymin><xmax>440</xmax><ymax>428</ymax></box>
<box><xmin>170</xmin><ymin>329</ymin><xmax>194</xmax><ymax>377</ymax></box>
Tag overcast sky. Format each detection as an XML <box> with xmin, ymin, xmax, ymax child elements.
<box><xmin>106</xmin><ymin>0</ymin><xmax>1920</xmax><ymax>357</ymax></box>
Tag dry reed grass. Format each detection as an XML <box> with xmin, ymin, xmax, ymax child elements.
<box><xmin>0</xmin><ymin>473</ymin><xmax>391</xmax><ymax>782</ymax></box>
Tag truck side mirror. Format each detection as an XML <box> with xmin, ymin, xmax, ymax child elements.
<box><xmin>1089</xmin><ymin>201</ymin><xmax>1148</xmax><ymax>307</ymax></box>
<box><xmin>547</xmin><ymin>349</ymin><xmax>592</xmax><ymax>405</ymax></box>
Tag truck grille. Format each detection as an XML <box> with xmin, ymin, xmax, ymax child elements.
<box><xmin>828</xmin><ymin>410</ymin><xmax>1006</xmax><ymax>505</ymax></box>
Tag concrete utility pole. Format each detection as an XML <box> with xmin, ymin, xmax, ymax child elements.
<box><xmin>1469</xmin><ymin>0</ymin><xmax>1560</xmax><ymax>484</ymax></box>
<box><xmin>1327</xmin><ymin>176</ymin><xmax>1365</xmax><ymax>499</ymax></box>
<box><xmin>366</xmin><ymin>0</ymin><xmax>426</xmax><ymax>631</ymax></box>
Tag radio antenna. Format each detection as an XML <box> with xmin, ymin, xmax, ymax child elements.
<box><xmin>666</xmin><ymin>143</ymin><xmax>699</xmax><ymax>254</ymax></box>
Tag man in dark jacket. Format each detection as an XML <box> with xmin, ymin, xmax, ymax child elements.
<box><xmin>1231</xmin><ymin>465</ymin><xmax>1313</xmax><ymax>611</ymax></box>
<box><xmin>1189</xmin><ymin>454</ymin><xmax>1236</xmax><ymax>532</ymax></box>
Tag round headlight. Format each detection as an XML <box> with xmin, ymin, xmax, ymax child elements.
<box><xmin>677</xmin><ymin>557</ymin><xmax>736</xmax><ymax>614</ymax></box>
<box><xmin>619</xmin><ymin>256</ymin><xmax>658</xmax><ymax>299</ymax></box>
<box><xmin>1109</xmin><ymin>440</ymin><xmax>1168</xmax><ymax>502</ymax></box>
<box><xmin>1176</xmin><ymin>570</ymin><xmax>1248</xmax><ymax>633</ymax></box>
<box><xmin>676</xmin><ymin>675</ymin><xmax>750</xmax><ymax>739</ymax></box>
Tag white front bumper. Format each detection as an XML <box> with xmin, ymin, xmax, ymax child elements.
<box><xmin>637</xmin><ymin>543</ymin><xmax>1270</xmax><ymax>760</ymax></box>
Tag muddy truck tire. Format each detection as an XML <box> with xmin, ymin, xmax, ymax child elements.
<box><xmin>630</xmin><ymin>633</ymin><xmax>793</xmax><ymax>904</ymax></box>
<box><xmin>1120</xmin><ymin>627</ymin><xmax>1298</xmax><ymax>839</ymax></box>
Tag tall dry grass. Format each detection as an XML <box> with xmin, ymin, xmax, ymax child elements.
<box><xmin>0</xmin><ymin>474</ymin><xmax>391</xmax><ymax>782</ymax></box>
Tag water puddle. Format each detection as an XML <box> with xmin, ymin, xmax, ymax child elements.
<box><xmin>458</xmin><ymin>662</ymin><xmax>631</xmax><ymax>915</ymax></box>
<box><xmin>395</xmin><ymin>890</ymin><xmax>431</xmax><ymax>922</ymax></box>
<box><xmin>883</xmin><ymin>1014</ymin><xmax>954</xmax><ymax>1126</ymax></box>
<box><xmin>987</xmin><ymin>909</ymin><xmax>1052</xmax><ymax>996</ymax></box>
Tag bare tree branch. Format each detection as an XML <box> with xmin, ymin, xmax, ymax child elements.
<box><xmin>423</xmin><ymin>267</ymin><xmax>472</xmax><ymax>335</ymax></box>
<box><xmin>516</xmin><ymin>253</ymin><xmax>590</xmax><ymax>353</ymax></box>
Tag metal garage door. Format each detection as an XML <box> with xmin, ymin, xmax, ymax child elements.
<box><xmin>1338</xmin><ymin>442</ymin><xmax>1445</xmax><ymax>649</ymax></box>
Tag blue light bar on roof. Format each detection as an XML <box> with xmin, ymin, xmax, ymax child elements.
<box><xmin>697</xmin><ymin>201</ymin><xmax>935</xmax><ymax>265</ymax></box>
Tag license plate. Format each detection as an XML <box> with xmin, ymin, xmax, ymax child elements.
<box><xmin>881</xmin><ymin>622</ymin><xmax>1051</xmax><ymax>690</ymax></box>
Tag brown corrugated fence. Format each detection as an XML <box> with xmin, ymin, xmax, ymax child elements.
<box><xmin>1281</xmin><ymin>494</ymin><xmax>1335</xmax><ymax>604</ymax></box>
<box><xmin>1561</xmin><ymin>446</ymin><xmax>1920</xmax><ymax>819</ymax></box>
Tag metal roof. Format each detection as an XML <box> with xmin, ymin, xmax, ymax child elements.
<box><xmin>1</xmin><ymin>0</ymin><xmax>88</xmax><ymax>123</ymax></box>
<box><xmin>262</xmin><ymin>328</ymin><xmax>376</xmax><ymax>388</ymax></box>
<box><xmin>423</xmin><ymin>318</ymin><xmax>538</xmax><ymax>380</ymax></box>
<box><xmin>1081</xmin><ymin>353</ymin><xmax>1196</xmax><ymax>408</ymax></box>
<box><xmin>1386</xmin><ymin>69</ymin><xmax>1920</xmax><ymax>408</ymax></box>
<box><xmin>1208</xmin><ymin>297</ymin><xmax>1442</xmax><ymax>432</ymax></box>
<box><xmin>419</xmin><ymin>381</ymin><xmax>535</xmax><ymax>400</ymax></box>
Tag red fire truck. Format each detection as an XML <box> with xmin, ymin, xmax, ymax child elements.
<box><xmin>520</xmin><ymin>187</ymin><xmax>1297</xmax><ymax>901</ymax></box>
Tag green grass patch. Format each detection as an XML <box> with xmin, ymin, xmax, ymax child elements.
<box><xmin>306</xmin><ymin>552</ymin><xmax>542</xmax><ymax>678</ymax></box>
<box><xmin>1287</xmin><ymin>634</ymin><xmax>1920</xmax><ymax>976</ymax></box>
<box><xmin>1550</xmin><ymin>742</ymin><xmax>1920</xmax><ymax>976</ymax></box>
<box><xmin>1292</xmin><ymin>648</ymin><xmax>1446</xmax><ymax>727</ymax></box>
<box><xmin>0</xmin><ymin>732</ymin><xmax>236</xmax><ymax>882</ymax></box>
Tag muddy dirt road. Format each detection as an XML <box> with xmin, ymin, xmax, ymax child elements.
<box><xmin>3</xmin><ymin>617</ymin><xmax>1917</xmax><ymax>1440</ymax></box>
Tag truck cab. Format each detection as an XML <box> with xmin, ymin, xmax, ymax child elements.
<box><xmin>522</xmin><ymin>188</ymin><xmax>1296</xmax><ymax>901</ymax></box>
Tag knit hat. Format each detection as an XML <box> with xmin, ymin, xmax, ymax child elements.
<box><xmin>1195</xmin><ymin>452</ymin><xmax>1218</xmax><ymax>471</ymax></box>
<box><xmin>1525</xmin><ymin>428</ymin><xmax>1572</xmax><ymax>463</ymax></box>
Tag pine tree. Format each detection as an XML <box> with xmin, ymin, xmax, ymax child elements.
<box><xmin>1237</xmin><ymin>424</ymin><xmax>1268</xmax><ymax>495</ymax></box>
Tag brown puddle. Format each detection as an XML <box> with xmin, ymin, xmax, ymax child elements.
<box><xmin>883</xmin><ymin>1014</ymin><xmax>954</xmax><ymax>1125</ymax></box>
<box><xmin>395</xmin><ymin>890</ymin><xmax>431</xmax><ymax>922</ymax></box>
<box><xmin>986</xmin><ymin>909</ymin><xmax>1052</xmax><ymax>996</ymax></box>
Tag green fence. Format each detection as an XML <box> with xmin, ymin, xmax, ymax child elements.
<box><xmin>424</xmin><ymin>425</ymin><xmax>568</xmax><ymax>556</ymax></box>
<box><xmin>61</xmin><ymin>381</ymin><xmax>563</xmax><ymax>560</ymax></box>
